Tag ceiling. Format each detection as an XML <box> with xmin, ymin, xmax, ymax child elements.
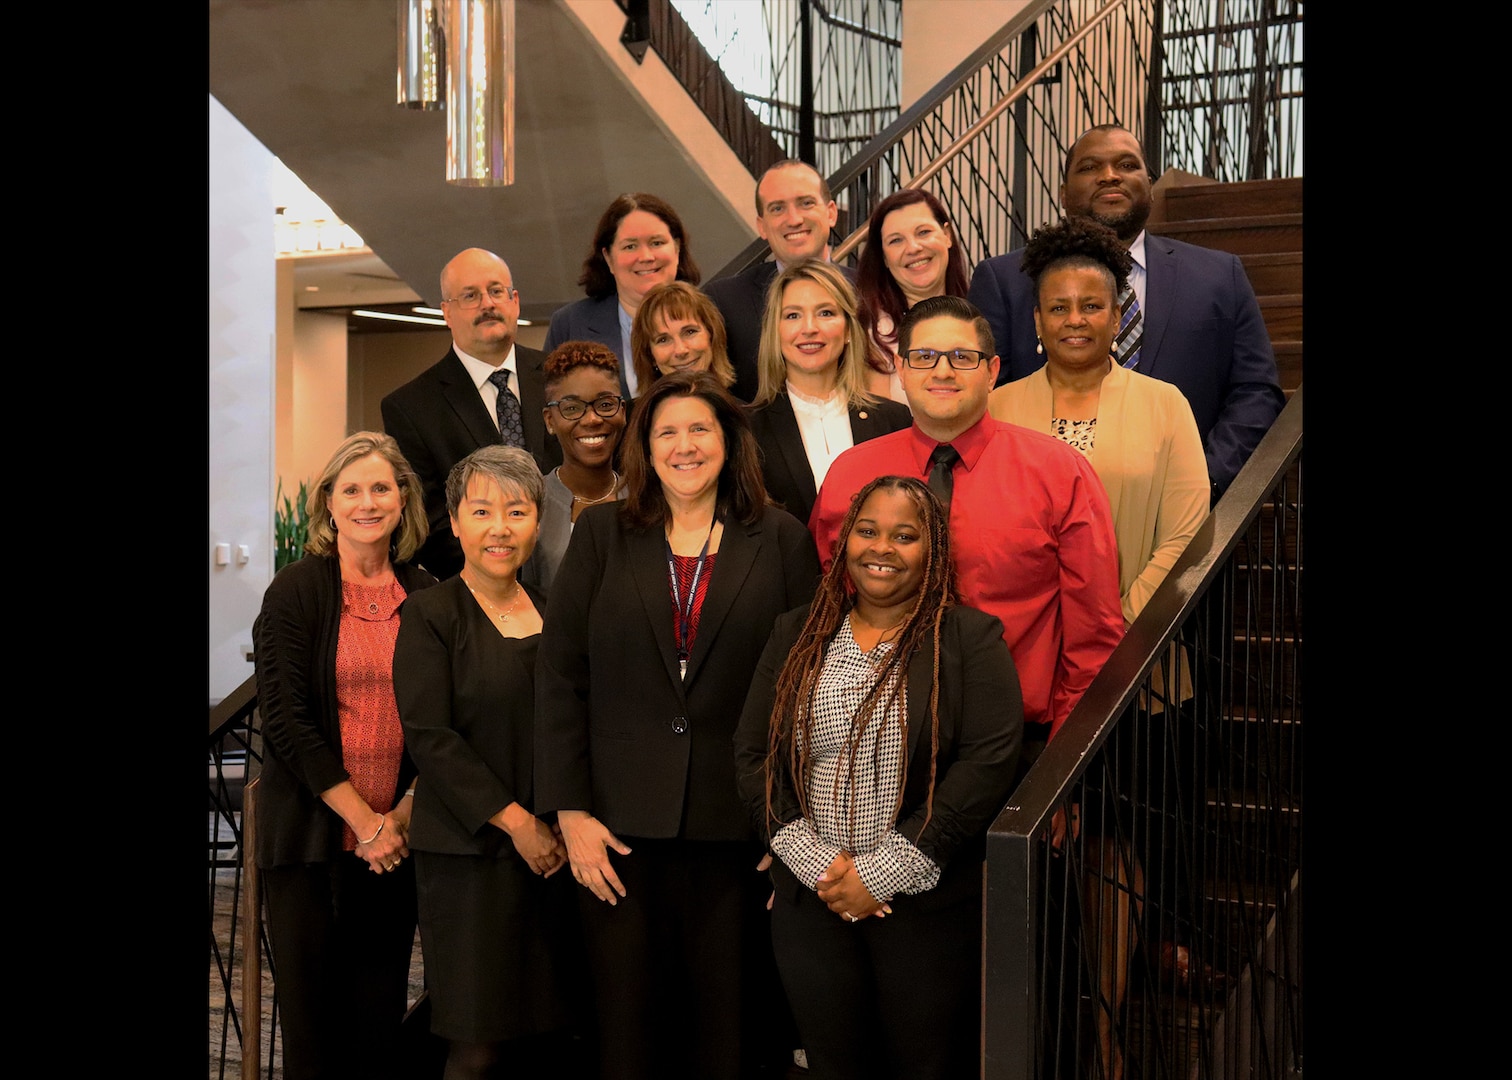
<box><xmin>210</xmin><ymin>0</ymin><xmax>758</xmax><ymax>333</ymax></box>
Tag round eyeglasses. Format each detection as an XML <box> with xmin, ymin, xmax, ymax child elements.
<box><xmin>546</xmin><ymin>395</ymin><xmax>626</xmax><ymax>421</ymax></box>
<box><xmin>903</xmin><ymin>348</ymin><xmax>988</xmax><ymax>370</ymax></box>
<box><xmin>442</xmin><ymin>285</ymin><xmax>517</xmax><ymax>308</ymax></box>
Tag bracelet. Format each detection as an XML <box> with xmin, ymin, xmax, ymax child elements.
<box><xmin>400</xmin><ymin>789</ymin><xmax>415</xmax><ymax>799</ymax></box>
<box><xmin>357</xmin><ymin>817</ymin><xmax>385</xmax><ymax>846</ymax></box>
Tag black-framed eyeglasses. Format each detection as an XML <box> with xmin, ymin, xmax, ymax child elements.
<box><xmin>442</xmin><ymin>284</ymin><xmax>517</xmax><ymax>308</ymax></box>
<box><xmin>546</xmin><ymin>395</ymin><xmax>626</xmax><ymax>421</ymax></box>
<box><xmin>903</xmin><ymin>348</ymin><xmax>988</xmax><ymax>370</ymax></box>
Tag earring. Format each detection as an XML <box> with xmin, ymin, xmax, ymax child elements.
<box><xmin>1035</xmin><ymin>337</ymin><xmax>1044</xmax><ymax>355</ymax></box>
<box><xmin>329</xmin><ymin>515</ymin><xmax>337</xmax><ymax>530</ymax></box>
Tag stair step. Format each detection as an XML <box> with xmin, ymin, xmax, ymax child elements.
<box><xmin>1258</xmin><ymin>293</ymin><xmax>1302</xmax><ymax>342</ymax></box>
<box><xmin>1242</xmin><ymin>251</ymin><xmax>1302</xmax><ymax>296</ymax></box>
<box><xmin>1152</xmin><ymin>214</ymin><xmax>1302</xmax><ymax>257</ymax></box>
<box><xmin>1161</xmin><ymin>176</ymin><xmax>1303</xmax><ymax>221</ymax></box>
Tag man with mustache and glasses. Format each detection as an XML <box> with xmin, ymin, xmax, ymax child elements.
<box><xmin>969</xmin><ymin>124</ymin><xmax>1284</xmax><ymax>504</ymax></box>
<box><xmin>382</xmin><ymin>247</ymin><xmax>562</xmax><ymax>579</ymax></box>
<box><xmin>810</xmin><ymin>295</ymin><xmax>1123</xmax><ymax>758</ymax></box>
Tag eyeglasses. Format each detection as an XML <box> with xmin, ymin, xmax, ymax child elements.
<box><xmin>442</xmin><ymin>285</ymin><xmax>517</xmax><ymax>308</ymax></box>
<box><xmin>903</xmin><ymin>348</ymin><xmax>988</xmax><ymax>370</ymax></box>
<box><xmin>546</xmin><ymin>395</ymin><xmax>626</xmax><ymax>421</ymax></box>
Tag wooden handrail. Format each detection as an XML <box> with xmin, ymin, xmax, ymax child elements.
<box><xmin>831</xmin><ymin>0</ymin><xmax>1126</xmax><ymax>262</ymax></box>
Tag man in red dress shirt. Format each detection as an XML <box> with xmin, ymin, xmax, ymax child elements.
<box><xmin>809</xmin><ymin>295</ymin><xmax>1124</xmax><ymax>747</ymax></box>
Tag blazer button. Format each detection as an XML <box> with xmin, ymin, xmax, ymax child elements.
<box><xmin>672</xmin><ymin>715</ymin><xmax>688</xmax><ymax>735</ymax></box>
<box><xmin>858</xmin><ymin>410</ymin><xmax>869</xmax><ymax>420</ymax></box>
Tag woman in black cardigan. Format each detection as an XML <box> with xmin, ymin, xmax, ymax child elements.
<box><xmin>252</xmin><ymin>432</ymin><xmax>436</xmax><ymax>1080</ymax></box>
<box><xmin>535</xmin><ymin>371</ymin><xmax>821</xmax><ymax>1080</ymax></box>
<box><xmin>734</xmin><ymin>475</ymin><xmax>1023</xmax><ymax>1080</ymax></box>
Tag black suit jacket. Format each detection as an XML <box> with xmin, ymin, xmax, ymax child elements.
<box><xmin>967</xmin><ymin>235</ymin><xmax>1285</xmax><ymax>497</ymax></box>
<box><xmin>534</xmin><ymin>503</ymin><xmax>821</xmax><ymax>842</ymax></box>
<box><xmin>381</xmin><ymin>346</ymin><xmax>561</xmax><ymax>579</ymax></box>
<box><xmin>706</xmin><ymin>261</ymin><xmax>859</xmax><ymax>404</ymax></box>
<box><xmin>747</xmin><ymin>391</ymin><xmax>913</xmax><ymax>528</ymax></box>
<box><xmin>734</xmin><ymin>602</ymin><xmax>1024</xmax><ymax>908</ymax></box>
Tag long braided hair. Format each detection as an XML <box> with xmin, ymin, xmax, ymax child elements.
<box><xmin>763</xmin><ymin>475</ymin><xmax>958</xmax><ymax>845</ymax></box>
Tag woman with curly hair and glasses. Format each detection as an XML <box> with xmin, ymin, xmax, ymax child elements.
<box><xmin>734</xmin><ymin>474</ymin><xmax>1022</xmax><ymax>1080</ymax></box>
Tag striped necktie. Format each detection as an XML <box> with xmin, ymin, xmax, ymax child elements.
<box><xmin>1115</xmin><ymin>281</ymin><xmax>1143</xmax><ymax>370</ymax></box>
<box><xmin>487</xmin><ymin>368</ymin><xmax>525</xmax><ymax>448</ymax></box>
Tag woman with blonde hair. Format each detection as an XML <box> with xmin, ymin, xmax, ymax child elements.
<box><xmin>747</xmin><ymin>259</ymin><xmax>910</xmax><ymax>527</ymax></box>
<box><xmin>253</xmin><ymin>431</ymin><xmax>436</xmax><ymax>1080</ymax></box>
<box><xmin>629</xmin><ymin>281</ymin><xmax>737</xmax><ymax>394</ymax></box>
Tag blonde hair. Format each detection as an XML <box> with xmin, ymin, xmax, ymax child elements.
<box><xmin>304</xmin><ymin>432</ymin><xmax>428</xmax><ymax>563</ymax></box>
<box><xmin>754</xmin><ymin>258</ymin><xmax>880</xmax><ymax>408</ymax></box>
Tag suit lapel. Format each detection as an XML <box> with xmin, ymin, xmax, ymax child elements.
<box><xmin>628</xmin><ymin>525</ymin><xmax>685</xmax><ymax>691</ymax></box>
<box><xmin>903</xmin><ymin>623</ymin><xmax>934</xmax><ymax>770</ymax></box>
<box><xmin>849</xmin><ymin>403</ymin><xmax>895</xmax><ymax>443</ymax></box>
<box><xmin>1140</xmin><ymin>235</ymin><xmax>1177</xmax><ymax>375</ymax></box>
<box><xmin>437</xmin><ymin>350</ymin><xmax>501</xmax><ymax>448</ymax></box>
<box><xmin>682</xmin><ymin>517</ymin><xmax>760</xmax><ymax>686</ymax></box>
<box><xmin>769</xmin><ymin>395</ymin><xmax>819</xmax><ymax>515</ymax></box>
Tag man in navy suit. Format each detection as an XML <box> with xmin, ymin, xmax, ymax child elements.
<box><xmin>381</xmin><ymin>247</ymin><xmax>561</xmax><ymax>579</ymax></box>
<box><xmin>706</xmin><ymin>159</ymin><xmax>853</xmax><ymax>403</ymax></box>
<box><xmin>968</xmin><ymin>124</ymin><xmax>1284</xmax><ymax>500</ymax></box>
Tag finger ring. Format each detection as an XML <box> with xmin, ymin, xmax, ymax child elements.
<box><xmin>846</xmin><ymin>912</ymin><xmax>858</xmax><ymax>923</ymax></box>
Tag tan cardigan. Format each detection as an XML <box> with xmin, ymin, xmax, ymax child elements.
<box><xmin>988</xmin><ymin>364</ymin><xmax>1208</xmax><ymax>626</ymax></box>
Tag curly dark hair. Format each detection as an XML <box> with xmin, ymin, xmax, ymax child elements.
<box><xmin>543</xmin><ymin>339</ymin><xmax>621</xmax><ymax>394</ymax></box>
<box><xmin>577</xmin><ymin>193</ymin><xmax>702</xmax><ymax>300</ymax></box>
<box><xmin>855</xmin><ymin>189</ymin><xmax>972</xmax><ymax>362</ymax></box>
<box><xmin>1019</xmin><ymin>216</ymin><xmax>1132</xmax><ymax>299</ymax></box>
<box><xmin>618</xmin><ymin>370</ymin><xmax>769</xmax><ymax>528</ymax></box>
<box><xmin>762</xmin><ymin>475</ymin><xmax>959</xmax><ymax>845</ymax></box>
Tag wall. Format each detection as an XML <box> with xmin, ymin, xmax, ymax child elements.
<box><xmin>209</xmin><ymin>96</ymin><xmax>277</xmax><ymax>703</ymax></box>
<box><xmin>902</xmin><ymin>1</ymin><xmax>1033</xmax><ymax>111</ymax></box>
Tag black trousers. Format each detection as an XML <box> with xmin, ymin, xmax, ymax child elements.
<box><xmin>262</xmin><ymin>857</ymin><xmax>418</xmax><ymax>1080</ymax></box>
<box><xmin>575</xmin><ymin>837</ymin><xmax>772</xmax><ymax>1080</ymax></box>
<box><xmin>770</xmin><ymin>872</ymin><xmax>982</xmax><ymax>1080</ymax></box>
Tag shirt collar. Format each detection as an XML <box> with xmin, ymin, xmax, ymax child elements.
<box><xmin>906</xmin><ymin>411</ymin><xmax>996</xmax><ymax>473</ymax></box>
<box><xmin>1127</xmin><ymin>230</ymin><xmax>1147</xmax><ymax>273</ymax></box>
<box><xmin>454</xmin><ymin>342</ymin><xmax>517</xmax><ymax>390</ymax></box>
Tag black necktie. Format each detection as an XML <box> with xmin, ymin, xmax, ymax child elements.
<box><xmin>487</xmin><ymin>368</ymin><xmax>525</xmax><ymax>448</ymax></box>
<box><xmin>1116</xmin><ymin>281</ymin><xmax>1143</xmax><ymax>370</ymax></box>
<box><xmin>927</xmin><ymin>443</ymin><xmax>960</xmax><ymax>515</ymax></box>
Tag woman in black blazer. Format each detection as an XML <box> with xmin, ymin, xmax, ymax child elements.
<box><xmin>252</xmin><ymin>432</ymin><xmax>436</xmax><ymax>1080</ymax></box>
<box><xmin>746</xmin><ymin>258</ymin><xmax>911</xmax><ymax>527</ymax></box>
<box><xmin>536</xmin><ymin>372</ymin><xmax>821</xmax><ymax>1080</ymax></box>
<box><xmin>394</xmin><ymin>446</ymin><xmax>589</xmax><ymax>1079</ymax></box>
<box><xmin>734</xmin><ymin>475</ymin><xmax>1024</xmax><ymax>1080</ymax></box>
<box><xmin>543</xmin><ymin>193</ymin><xmax>702</xmax><ymax>400</ymax></box>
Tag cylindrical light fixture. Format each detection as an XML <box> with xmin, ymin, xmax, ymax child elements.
<box><xmin>397</xmin><ymin>0</ymin><xmax>445</xmax><ymax>109</ymax></box>
<box><xmin>442</xmin><ymin>0</ymin><xmax>515</xmax><ymax>187</ymax></box>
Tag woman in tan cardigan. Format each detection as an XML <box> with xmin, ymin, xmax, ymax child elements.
<box><xmin>987</xmin><ymin>216</ymin><xmax>1208</xmax><ymax>1080</ymax></box>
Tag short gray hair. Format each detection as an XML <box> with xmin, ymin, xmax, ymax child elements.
<box><xmin>445</xmin><ymin>445</ymin><xmax>544</xmax><ymax>518</ymax></box>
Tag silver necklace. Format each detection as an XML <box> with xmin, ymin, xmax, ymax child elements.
<box><xmin>463</xmin><ymin>574</ymin><xmax>522</xmax><ymax>623</ymax></box>
<box><xmin>564</xmin><ymin>468</ymin><xmax>620</xmax><ymax>505</ymax></box>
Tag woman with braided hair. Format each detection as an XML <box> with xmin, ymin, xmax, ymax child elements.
<box><xmin>733</xmin><ymin>474</ymin><xmax>1023</xmax><ymax>1080</ymax></box>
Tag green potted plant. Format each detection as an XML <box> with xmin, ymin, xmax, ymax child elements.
<box><xmin>274</xmin><ymin>478</ymin><xmax>312</xmax><ymax>572</ymax></box>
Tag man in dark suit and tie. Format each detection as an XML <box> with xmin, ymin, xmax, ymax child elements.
<box><xmin>968</xmin><ymin>124</ymin><xmax>1285</xmax><ymax>501</ymax></box>
<box><xmin>706</xmin><ymin>159</ymin><xmax>854</xmax><ymax>403</ymax></box>
<box><xmin>381</xmin><ymin>247</ymin><xmax>562</xmax><ymax>579</ymax></box>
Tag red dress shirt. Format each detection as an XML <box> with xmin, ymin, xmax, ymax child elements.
<box><xmin>809</xmin><ymin>415</ymin><xmax>1124</xmax><ymax>738</ymax></box>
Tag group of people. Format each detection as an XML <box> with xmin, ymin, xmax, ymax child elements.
<box><xmin>251</xmin><ymin>124</ymin><xmax>1283</xmax><ymax>1080</ymax></box>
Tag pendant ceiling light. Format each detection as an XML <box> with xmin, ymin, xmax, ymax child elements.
<box><xmin>397</xmin><ymin>0</ymin><xmax>445</xmax><ymax>110</ymax></box>
<box><xmin>441</xmin><ymin>0</ymin><xmax>515</xmax><ymax>187</ymax></box>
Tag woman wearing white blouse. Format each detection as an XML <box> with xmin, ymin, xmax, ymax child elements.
<box><xmin>746</xmin><ymin>259</ymin><xmax>910</xmax><ymax>528</ymax></box>
<box><xmin>735</xmin><ymin>475</ymin><xmax>1023</xmax><ymax>1080</ymax></box>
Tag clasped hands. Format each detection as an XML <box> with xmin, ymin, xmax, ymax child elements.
<box><xmin>817</xmin><ymin>851</ymin><xmax>892</xmax><ymax>924</ymax></box>
<box><xmin>496</xmin><ymin>802</ymin><xmax>569</xmax><ymax>878</ymax></box>
<box><xmin>355</xmin><ymin>808</ymin><xmax>410</xmax><ymax>875</ymax></box>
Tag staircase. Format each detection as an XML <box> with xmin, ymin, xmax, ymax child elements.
<box><xmin>1149</xmin><ymin>173</ymin><xmax>1304</xmax><ymax>398</ymax></box>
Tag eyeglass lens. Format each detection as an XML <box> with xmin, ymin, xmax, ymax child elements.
<box><xmin>907</xmin><ymin>349</ymin><xmax>982</xmax><ymax>369</ymax></box>
<box><xmin>556</xmin><ymin>396</ymin><xmax>622</xmax><ymax>419</ymax></box>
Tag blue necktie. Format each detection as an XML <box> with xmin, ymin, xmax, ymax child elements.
<box><xmin>1116</xmin><ymin>282</ymin><xmax>1143</xmax><ymax>370</ymax></box>
<box><xmin>487</xmin><ymin>368</ymin><xmax>525</xmax><ymax>448</ymax></box>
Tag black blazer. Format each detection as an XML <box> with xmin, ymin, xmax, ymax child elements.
<box><xmin>535</xmin><ymin>503</ymin><xmax>822</xmax><ymax>842</ymax></box>
<box><xmin>747</xmin><ymin>391</ymin><xmax>913</xmax><ymax>528</ymax></box>
<box><xmin>393</xmin><ymin>577</ymin><xmax>549</xmax><ymax>858</ymax></box>
<box><xmin>252</xmin><ymin>554</ymin><xmax>438</xmax><ymax>868</ymax></box>
<box><xmin>734</xmin><ymin>602</ymin><xmax>1024</xmax><ymax>908</ymax></box>
<box><xmin>706</xmin><ymin>262</ymin><xmax>860</xmax><ymax>404</ymax></box>
<box><xmin>542</xmin><ymin>294</ymin><xmax>633</xmax><ymax>398</ymax></box>
<box><xmin>381</xmin><ymin>346</ymin><xmax>561</xmax><ymax>579</ymax></box>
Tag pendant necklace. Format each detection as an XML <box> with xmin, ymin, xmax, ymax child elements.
<box><xmin>463</xmin><ymin>573</ymin><xmax>522</xmax><ymax>623</ymax></box>
<box><xmin>565</xmin><ymin>468</ymin><xmax>621</xmax><ymax>506</ymax></box>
